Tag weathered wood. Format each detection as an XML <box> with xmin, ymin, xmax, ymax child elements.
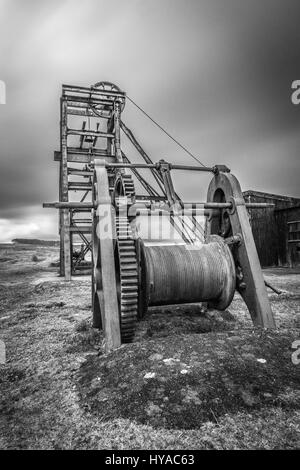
<box><xmin>66</xmin><ymin>107</ymin><xmax>110</xmax><ymax>118</ymax></box>
<box><xmin>67</xmin><ymin>128</ymin><xmax>114</xmax><ymax>139</ymax></box>
<box><xmin>60</xmin><ymin>98</ymin><xmax>71</xmax><ymax>280</ymax></box>
<box><xmin>62</xmin><ymin>83</ymin><xmax>125</xmax><ymax>99</ymax></box>
<box><xmin>93</xmin><ymin>159</ymin><xmax>121</xmax><ymax>351</ymax></box>
<box><xmin>44</xmin><ymin>202</ymin><xmax>94</xmax><ymax>209</ymax></box>
<box><xmin>244</xmin><ymin>191</ymin><xmax>300</xmax><ymax>267</ymax></box>
<box><xmin>68</xmin><ymin>169</ymin><xmax>93</xmax><ymax>176</ymax></box>
<box><xmin>68</xmin><ymin>226</ymin><xmax>92</xmax><ymax>233</ymax></box>
<box><xmin>114</xmin><ymin>100</ymin><xmax>123</xmax><ymax>162</ymax></box>
<box><xmin>68</xmin><ymin>183</ymin><xmax>92</xmax><ymax>191</ymax></box>
<box><xmin>207</xmin><ymin>172</ymin><xmax>276</xmax><ymax>329</ymax></box>
<box><xmin>276</xmin><ymin>210</ymin><xmax>300</xmax><ymax>266</ymax></box>
<box><xmin>63</xmin><ymin>95</ymin><xmax>115</xmax><ymax>106</ymax></box>
<box><xmin>48</xmin><ymin>83</ymin><xmax>124</xmax><ymax>278</ymax></box>
<box><xmin>54</xmin><ymin>150</ymin><xmax>116</xmax><ymax>163</ymax></box>
<box><xmin>71</xmin><ymin>219</ymin><xmax>91</xmax><ymax>224</ymax></box>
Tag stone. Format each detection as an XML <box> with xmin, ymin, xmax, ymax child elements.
<box><xmin>149</xmin><ymin>353</ymin><xmax>163</xmax><ymax>361</ymax></box>
<box><xmin>144</xmin><ymin>372</ymin><xmax>156</xmax><ymax>379</ymax></box>
<box><xmin>145</xmin><ymin>402</ymin><xmax>161</xmax><ymax>416</ymax></box>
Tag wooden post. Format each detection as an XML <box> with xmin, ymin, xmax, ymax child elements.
<box><xmin>59</xmin><ymin>158</ymin><xmax>64</xmax><ymax>276</ymax></box>
<box><xmin>114</xmin><ymin>100</ymin><xmax>123</xmax><ymax>163</ymax></box>
<box><xmin>60</xmin><ymin>97</ymin><xmax>71</xmax><ymax>280</ymax></box>
<box><xmin>93</xmin><ymin>159</ymin><xmax>121</xmax><ymax>351</ymax></box>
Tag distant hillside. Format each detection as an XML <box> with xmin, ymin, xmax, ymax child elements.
<box><xmin>12</xmin><ymin>238</ymin><xmax>59</xmax><ymax>246</ymax></box>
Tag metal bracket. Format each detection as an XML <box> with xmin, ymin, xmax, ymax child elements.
<box><xmin>228</xmin><ymin>196</ymin><xmax>246</xmax><ymax>215</ymax></box>
<box><xmin>157</xmin><ymin>159</ymin><xmax>180</xmax><ymax>208</ymax></box>
<box><xmin>212</xmin><ymin>164</ymin><xmax>231</xmax><ymax>174</ymax></box>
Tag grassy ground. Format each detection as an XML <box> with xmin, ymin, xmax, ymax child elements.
<box><xmin>0</xmin><ymin>243</ymin><xmax>299</xmax><ymax>449</ymax></box>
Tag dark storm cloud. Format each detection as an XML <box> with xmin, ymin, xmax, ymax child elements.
<box><xmin>140</xmin><ymin>0</ymin><xmax>300</xmax><ymax>137</ymax></box>
<box><xmin>0</xmin><ymin>0</ymin><xmax>299</xmax><ymax>241</ymax></box>
<box><xmin>217</xmin><ymin>0</ymin><xmax>300</xmax><ymax>134</ymax></box>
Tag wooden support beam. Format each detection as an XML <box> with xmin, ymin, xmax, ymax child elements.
<box><xmin>63</xmin><ymin>94</ymin><xmax>115</xmax><ymax>106</ymax></box>
<box><xmin>73</xmin><ymin>264</ymin><xmax>92</xmax><ymax>271</ymax></box>
<box><xmin>71</xmin><ymin>219</ymin><xmax>91</xmax><ymax>224</ymax></box>
<box><xmin>122</xmin><ymin>151</ymin><xmax>160</xmax><ymax>197</ymax></box>
<box><xmin>68</xmin><ymin>184</ymin><xmax>92</xmax><ymax>191</ymax></box>
<box><xmin>62</xmin><ymin>83</ymin><xmax>125</xmax><ymax>99</ymax></box>
<box><xmin>66</xmin><ymin>108</ymin><xmax>110</xmax><ymax>118</ymax></box>
<box><xmin>60</xmin><ymin>98</ymin><xmax>71</xmax><ymax>280</ymax></box>
<box><xmin>114</xmin><ymin>100</ymin><xmax>123</xmax><ymax>162</ymax></box>
<box><xmin>72</xmin><ymin>208</ymin><xmax>93</xmax><ymax>212</ymax></box>
<box><xmin>120</xmin><ymin>121</ymin><xmax>167</xmax><ymax>195</ymax></box>
<box><xmin>44</xmin><ymin>202</ymin><xmax>94</xmax><ymax>209</ymax></box>
<box><xmin>68</xmin><ymin>226</ymin><xmax>92</xmax><ymax>233</ymax></box>
<box><xmin>67</xmin><ymin>128</ymin><xmax>114</xmax><ymax>139</ymax></box>
<box><xmin>93</xmin><ymin>159</ymin><xmax>121</xmax><ymax>352</ymax></box>
<box><xmin>68</xmin><ymin>181</ymin><xmax>92</xmax><ymax>187</ymax></box>
<box><xmin>54</xmin><ymin>150</ymin><xmax>116</xmax><ymax>163</ymax></box>
<box><xmin>68</xmin><ymin>169</ymin><xmax>93</xmax><ymax>176</ymax></box>
<box><xmin>207</xmin><ymin>172</ymin><xmax>276</xmax><ymax>329</ymax></box>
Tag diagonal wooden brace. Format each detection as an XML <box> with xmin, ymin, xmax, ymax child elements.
<box><xmin>206</xmin><ymin>171</ymin><xmax>276</xmax><ymax>328</ymax></box>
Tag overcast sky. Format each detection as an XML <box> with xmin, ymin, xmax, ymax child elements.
<box><xmin>0</xmin><ymin>0</ymin><xmax>299</xmax><ymax>241</ymax></box>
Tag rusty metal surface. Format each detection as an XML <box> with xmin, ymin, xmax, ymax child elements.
<box><xmin>142</xmin><ymin>236</ymin><xmax>236</xmax><ymax>310</ymax></box>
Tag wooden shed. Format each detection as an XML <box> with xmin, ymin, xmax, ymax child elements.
<box><xmin>243</xmin><ymin>190</ymin><xmax>300</xmax><ymax>267</ymax></box>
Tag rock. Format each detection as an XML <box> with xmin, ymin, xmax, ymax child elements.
<box><xmin>227</xmin><ymin>335</ymin><xmax>241</xmax><ymax>342</ymax></box>
<box><xmin>144</xmin><ymin>372</ymin><xmax>156</xmax><ymax>379</ymax></box>
<box><xmin>206</xmin><ymin>311</ymin><xmax>216</xmax><ymax>319</ymax></box>
<box><xmin>241</xmin><ymin>353</ymin><xmax>256</xmax><ymax>361</ymax></box>
<box><xmin>240</xmin><ymin>390</ymin><xmax>257</xmax><ymax>407</ymax></box>
<box><xmin>157</xmin><ymin>376</ymin><xmax>167</xmax><ymax>383</ymax></box>
<box><xmin>182</xmin><ymin>388</ymin><xmax>202</xmax><ymax>405</ymax></box>
<box><xmin>145</xmin><ymin>402</ymin><xmax>161</xmax><ymax>416</ymax></box>
<box><xmin>163</xmin><ymin>358</ymin><xmax>179</xmax><ymax>366</ymax></box>
<box><xmin>149</xmin><ymin>353</ymin><xmax>163</xmax><ymax>361</ymax></box>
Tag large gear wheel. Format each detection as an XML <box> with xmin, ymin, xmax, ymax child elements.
<box><xmin>114</xmin><ymin>174</ymin><xmax>139</xmax><ymax>342</ymax></box>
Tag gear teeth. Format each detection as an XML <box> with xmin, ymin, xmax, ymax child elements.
<box><xmin>114</xmin><ymin>173</ymin><xmax>138</xmax><ymax>343</ymax></box>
